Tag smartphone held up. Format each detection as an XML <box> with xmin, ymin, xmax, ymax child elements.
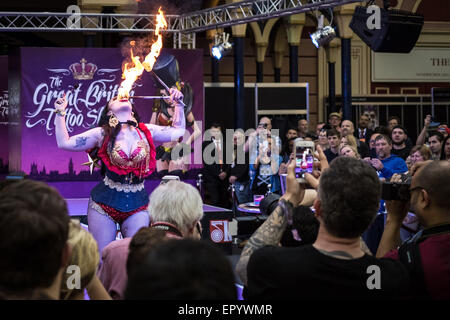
<box><xmin>294</xmin><ymin>139</ymin><xmax>315</xmax><ymax>183</ymax></box>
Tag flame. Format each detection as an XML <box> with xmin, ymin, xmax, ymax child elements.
<box><xmin>117</xmin><ymin>8</ymin><xmax>167</xmax><ymax>99</ymax></box>
<box><xmin>117</xmin><ymin>49</ymin><xmax>144</xmax><ymax>99</ymax></box>
<box><xmin>142</xmin><ymin>7</ymin><xmax>167</xmax><ymax>72</ymax></box>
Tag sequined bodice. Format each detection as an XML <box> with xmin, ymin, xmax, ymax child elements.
<box><xmin>109</xmin><ymin>139</ymin><xmax>149</xmax><ymax>169</ymax></box>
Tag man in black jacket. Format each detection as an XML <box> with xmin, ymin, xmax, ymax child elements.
<box><xmin>229</xmin><ymin>130</ymin><xmax>251</xmax><ymax>205</ymax></box>
<box><xmin>354</xmin><ymin>114</ymin><xmax>373</xmax><ymax>146</ymax></box>
<box><xmin>202</xmin><ymin>122</ymin><xmax>230</xmax><ymax>208</ymax></box>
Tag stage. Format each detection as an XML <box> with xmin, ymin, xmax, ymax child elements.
<box><xmin>66</xmin><ymin>197</ymin><xmax>231</xmax><ymax>217</ymax></box>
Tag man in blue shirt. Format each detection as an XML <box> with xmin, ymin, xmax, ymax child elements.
<box><xmin>362</xmin><ymin>134</ymin><xmax>408</xmax><ymax>254</ymax></box>
<box><xmin>364</xmin><ymin>134</ymin><xmax>408</xmax><ymax>180</ymax></box>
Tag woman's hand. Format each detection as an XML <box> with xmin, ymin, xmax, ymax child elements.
<box><xmin>314</xmin><ymin>145</ymin><xmax>329</xmax><ymax>172</ymax></box>
<box><xmin>281</xmin><ymin>157</ymin><xmax>305</xmax><ymax>206</ymax></box>
<box><xmin>54</xmin><ymin>94</ymin><xmax>68</xmax><ymax>111</ymax></box>
<box><xmin>162</xmin><ymin>87</ymin><xmax>184</xmax><ymax>107</ymax></box>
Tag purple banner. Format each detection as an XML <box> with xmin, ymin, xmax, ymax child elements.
<box><xmin>0</xmin><ymin>56</ymin><xmax>7</xmax><ymax>173</ymax></box>
<box><xmin>18</xmin><ymin>47</ymin><xmax>203</xmax><ymax>178</ymax></box>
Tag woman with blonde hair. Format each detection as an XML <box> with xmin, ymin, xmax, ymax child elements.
<box><xmin>341</xmin><ymin>134</ymin><xmax>358</xmax><ymax>150</ymax></box>
<box><xmin>409</xmin><ymin>145</ymin><xmax>432</xmax><ymax>166</ymax></box>
<box><xmin>60</xmin><ymin>220</ymin><xmax>111</xmax><ymax>300</ymax></box>
<box><xmin>339</xmin><ymin>144</ymin><xmax>361</xmax><ymax>159</ymax></box>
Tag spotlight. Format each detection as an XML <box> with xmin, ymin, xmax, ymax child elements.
<box><xmin>310</xmin><ymin>15</ymin><xmax>336</xmax><ymax>48</ymax></box>
<box><xmin>310</xmin><ymin>26</ymin><xmax>336</xmax><ymax>48</ymax></box>
<box><xmin>211</xmin><ymin>32</ymin><xmax>232</xmax><ymax>60</ymax></box>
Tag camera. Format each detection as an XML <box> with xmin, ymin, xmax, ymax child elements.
<box><xmin>259</xmin><ymin>193</ymin><xmax>281</xmax><ymax>216</ymax></box>
<box><xmin>258</xmin><ymin>123</ymin><xmax>268</xmax><ymax>129</ymax></box>
<box><xmin>381</xmin><ymin>174</ymin><xmax>412</xmax><ymax>201</ymax></box>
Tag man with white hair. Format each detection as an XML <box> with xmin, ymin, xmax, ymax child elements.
<box><xmin>98</xmin><ymin>180</ymin><xmax>203</xmax><ymax>299</ymax></box>
<box><xmin>149</xmin><ymin>180</ymin><xmax>204</xmax><ymax>238</ymax></box>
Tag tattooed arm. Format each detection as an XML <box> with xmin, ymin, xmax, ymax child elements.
<box><xmin>236</xmin><ymin>159</ymin><xmax>305</xmax><ymax>286</ymax></box>
<box><xmin>54</xmin><ymin>96</ymin><xmax>103</xmax><ymax>151</ymax></box>
<box><xmin>236</xmin><ymin>201</ymin><xmax>291</xmax><ymax>286</ymax></box>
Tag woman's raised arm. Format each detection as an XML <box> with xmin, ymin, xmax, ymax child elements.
<box><xmin>54</xmin><ymin>95</ymin><xmax>104</xmax><ymax>151</ymax></box>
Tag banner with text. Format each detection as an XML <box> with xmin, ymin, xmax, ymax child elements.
<box><xmin>0</xmin><ymin>56</ymin><xmax>7</xmax><ymax>173</ymax></box>
<box><xmin>19</xmin><ymin>47</ymin><xmax>203</xmax><ymax>178</ymax></box>
<box><xmin>372</xmin><ymin>47</ymin><xmax>450</xmax><ymax>82</ymax></box>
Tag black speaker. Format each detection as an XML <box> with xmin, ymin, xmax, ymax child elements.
<box><xmin>350</xmin><ymin>6</ymin><xmax>424</xmax><ymax>53</ymax></box>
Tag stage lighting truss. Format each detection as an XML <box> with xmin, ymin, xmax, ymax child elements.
<box><xmin>211</xmin><ymin>32</ymin><xmax>233</xmax><ymax>60</ymax></box>
<box><xmin>0</xmin><ymin>1</ymin><xmax>366</xmax><ymax>34</ymax></box>
<box><xmin>0</xmin><ymin>0</ymin><xmax>367</xmax><ymax>49</ymax></box>
<box><xmin>310</xmin><ymin>14</ymin><xmax>336</xmax><ymax>48</ymax></box>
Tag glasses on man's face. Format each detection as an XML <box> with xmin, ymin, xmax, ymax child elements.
<box><xmin>409</xmin><ymin>186</ymin><xmax>424</xmax><ymax>194</ymax></box>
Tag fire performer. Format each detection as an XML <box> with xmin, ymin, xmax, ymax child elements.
<box><xmin>53</xmin><ymin>89</ymin><xmax>185</xmax><ymax>254</ymax></box>
<box><xmin>150</xmin><ymin>53</ymin><xmax>201</xmax><ymax>177</ymax></box>
<box><xmin>53</xmin><ymin>8</ymin><xmax>187</xmax><ymax>253</ymax></box>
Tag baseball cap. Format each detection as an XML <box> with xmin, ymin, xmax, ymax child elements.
<box><xmin>329</xmin><ymin>112</ymin><xmax>342</xmax><ymax>119</ymax></box>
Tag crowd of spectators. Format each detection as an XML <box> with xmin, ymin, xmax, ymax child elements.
<box><xmin>1</xmin><ymin>111</ymin><xmax>449</xmax><ymax>300</ymax></box>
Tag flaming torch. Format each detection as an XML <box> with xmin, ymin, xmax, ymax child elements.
<box><xmin>142</xmin><ymin>7</ymin><xmax>167</xmax><ymax>72</ymax></box>
<box><xmin>117</xmin><ymin>51</ymin><xmax>144</xmax><ymax>99</ymax></box>
<box><xmin>117</xmin><ymin>8</ymin><xmax>167</xmax><ymax>100</ymax></box>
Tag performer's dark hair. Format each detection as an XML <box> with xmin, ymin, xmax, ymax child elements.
<box><xmin>90</xmin><ymin>98</ymin><xmax>141</xmax><ymax>176</ymax></box>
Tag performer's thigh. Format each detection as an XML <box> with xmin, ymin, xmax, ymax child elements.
<box><xmin>87</xmin><ymin>207</ymin><xmax>117</xmax><ymax>255</ymax></box>
<box><xmin>121</xmin><ymin>210</ymin><xmax>150</xmax><ymax>239</ymax></box>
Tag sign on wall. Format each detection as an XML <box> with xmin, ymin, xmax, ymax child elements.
<box><xmin>372</xmin><ymin>47</ymin><xmax>450</xmax><ymax>82</ymax></box>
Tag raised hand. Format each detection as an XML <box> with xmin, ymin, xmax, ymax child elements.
<box><xmin>161</xmin><ymin>87</ymin><xmax>184</xmax><ymax>107</ymax></box>
<box><xmin>424</xmin><ymin>114</ymin><xmax>431</xmax><ymax>127</ymax></box>
<box><xmin>54</xmin><ymin>94</ymin><xmax>68</xmax><ymax>111</ymax></box>
<box><xmin>169</xmin><ymin>87</ymin><xmax>184</xmax><ymax>106</ymax></box>
<box><xmin>281</xmin><ymin>156</ymin><xmax>305</xmax><ymax>206</ymax></box>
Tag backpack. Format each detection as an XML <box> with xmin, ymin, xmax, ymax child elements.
<box><xmin>398</xmin><ymin>222</ymin><xmax>450</xmax><ymax>299</ymax></box>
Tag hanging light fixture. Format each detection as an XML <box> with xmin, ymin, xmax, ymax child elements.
<box><xmin>211</xmin><ymin>32</ymin><xmax>233</xmax><ymax>60</ymax></box>
<box><xmin>310</xmin><ymin>14</ymin><xmax>336</xmax><ymax>48</ymax></box>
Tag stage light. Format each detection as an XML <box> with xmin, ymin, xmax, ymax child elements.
<box><xmin>310</xmin><ymin>15</ymin><xmax>336</xmax><ymax>48</ymax></box>
<box><xmin>310</xmin><ymin>25</ymin><xmax>336</xmax><ymax>48</ymax></box>
<box><xmin>211</xmin><ymin>32</ymin><xmax>232</xmax><ymax>60</ymax></box>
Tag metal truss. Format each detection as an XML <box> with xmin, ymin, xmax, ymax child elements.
<box><xmin>173</xmin><ymin>33</ymin><xmax>196</xmax><ymax>49</ymax></box>
<box><xmin>0</xmin><ymin>12</ymin><xmax>180</xmax><ymax>33</ymax></box>
<box><xmin>177</xmin><ymin>0</ymin><xmax>367</xmax><ymax>33</ymax></box>
<box><xmin>0</xmin><ymin>0</ymin><xmax>367</xmax><ymax>48</ymax></box>
<box><xmin>0</xmin><ymin>0</ymin><xmax>367</xmax><ymax>33</ymax></box>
